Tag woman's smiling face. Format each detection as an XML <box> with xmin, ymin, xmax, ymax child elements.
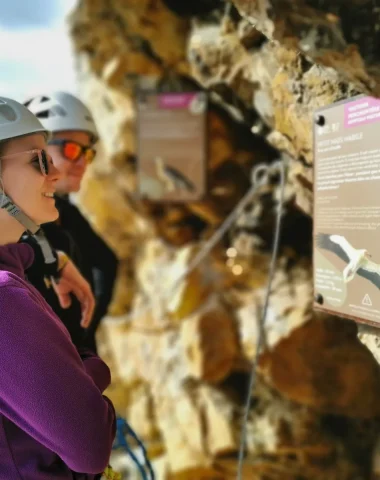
<box><xmin>1</xmin><ymin>133</ymin><xmax>61</xmax><ymax>226</ymax></box>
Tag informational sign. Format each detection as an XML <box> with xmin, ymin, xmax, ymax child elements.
<box><xmin>137</xmin><ymin>91</ymin><xmax>207</xmax><ymax>202</ymax></box>
<box><xmin>314</xmin><ymin>94</ymin><xmax>380</xmax><ymax>326</ymax></box>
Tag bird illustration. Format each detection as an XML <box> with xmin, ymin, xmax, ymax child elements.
<box><xmin>154</xmin><ymin>156</ymin><xmax>196</xmax><ymax>193</ymax></box>
<box><xmin>316</xmin><ymin>233</ymin><xmax>380</xmax><ymax>288</ymax></box>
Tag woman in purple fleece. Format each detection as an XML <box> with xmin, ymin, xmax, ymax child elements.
<box><xmin>0</xmin><ymin>96</ymin><xmax>116</xmax><ymax>479</ymax></box>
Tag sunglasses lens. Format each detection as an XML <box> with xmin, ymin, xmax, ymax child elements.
<box><xmin>39</xmin><ymin>150</ymin><xmax>49</xmax><ymax>176</ymax></box>
<box><xmin>63</xmin><ymin>142</ymin><xmax>82</xmax><ymax>161</ymax></box>
<box><xmin>85</xmin><ymin>148</ymin><xmax>96</xmax><ymax>164</ymax></box>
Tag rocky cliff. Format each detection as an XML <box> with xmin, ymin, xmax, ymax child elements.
<box><xmin>68</xmin><ymin>1</ymin><xmax>380</xmax><ymax>478</ymax></box>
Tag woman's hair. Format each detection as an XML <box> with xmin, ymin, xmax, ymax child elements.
<box><xmin>0</xmin><ymin>141</ymin><xmax>6</xmax><ymax>157</ymax></box>
<box><xmin>0</xmin><ymin>140</ymin><xmax>8</xmax><ymax>207</ymax></box>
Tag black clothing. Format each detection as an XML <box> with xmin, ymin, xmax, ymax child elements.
<box><xmin>23</xmin><ymin>195</ymin><xmax>118</xmax><ymax>352</ymax></box>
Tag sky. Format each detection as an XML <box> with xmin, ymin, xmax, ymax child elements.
<box><xmin>0</xmin><ymin>0</ymin><xmax>78</xmax><ymax>102</ymax></box>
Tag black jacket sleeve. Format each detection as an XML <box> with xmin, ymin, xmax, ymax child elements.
<box><xmin>81</xmin><ymin>218</ymin><xmax>119</xmax><ymax>333</ymax></box>
<box><xmin>22</xmin><ymin>231</ymin><xmax>87</xmax><ymax>351</ymax></box>
<box><xmin>45</xmin><ymin>198</ymin><xmax>119</xmax><ymax>334</ymax></box>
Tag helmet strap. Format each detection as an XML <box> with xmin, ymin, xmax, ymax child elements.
<box><xmin>32</xmin><ymin>229</ymin><xmax>56</xmax><ymax>265</ymax></box>
<box><xmin>0</xmin><ymin>194</ymin><xmax>40</xmax><ymax>234</ymax></box>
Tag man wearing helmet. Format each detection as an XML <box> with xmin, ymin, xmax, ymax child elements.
<box><xmin>24</xmin><ymin>92</ymin><xmax>118</xmax><ymax>353</ymax></box>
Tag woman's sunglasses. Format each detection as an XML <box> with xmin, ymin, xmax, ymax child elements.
<box><xmin>49</xmin><ymin>139</ymin><xmax>96</xmax><ymax>164</ymax></box>
<box><xmin>0</xmin><ymin>149</ymin><xmax>51</xmax><ymax>176</ymax></box>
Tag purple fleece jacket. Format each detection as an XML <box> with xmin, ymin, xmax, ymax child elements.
<box><xmin>0</xmin><ymin>243</ymin><xmax>116</xmax><ymax>479</ymax></box>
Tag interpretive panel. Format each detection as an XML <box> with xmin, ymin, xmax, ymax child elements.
<box><xmin>137</xmin><ymin>91</ymin><xmax>207</xmax><ymax>202</ymax></box>
<box><xmin>314</xmin><ymin>94</ymin><xmax>380</xmax><ymax>326</ymax></box>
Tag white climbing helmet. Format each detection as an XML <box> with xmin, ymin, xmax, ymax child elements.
<box><xmin>25</xmin><ymin>91</ymin><xmax>99</xmax><ymax>143</ymax></box>
<box><xmin>0</xmin><ymin>96</ymin><xmax>51</xmax><ymax>234</ymax></box>
<box><xmin>0</xmin><ymin>97</ymin><xmax>50</xmax><ymax>142</ymax></box>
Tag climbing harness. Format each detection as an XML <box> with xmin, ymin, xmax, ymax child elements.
<box><xmin>111</xmin><ymin>416</ymin><xmax>155</xmax><ymax>480</ymax></box>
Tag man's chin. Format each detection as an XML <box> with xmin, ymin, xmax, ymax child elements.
<box><xmin>68</xmin><ymin>178</ymin><xmax>82</xmax><ymax>193</ymax></box>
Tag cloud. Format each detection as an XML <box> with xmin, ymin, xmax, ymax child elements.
<box><xmin>0</xmin><ymin>0</ymin><xmax>76</xmax><ymax>29</ymax></box>
<box><xmin>0</xmin><ymin>1</ymin><xmax>78</xmax><ymax>101</ymax></box>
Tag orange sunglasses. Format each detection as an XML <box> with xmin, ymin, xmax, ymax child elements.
<box><xmin>49</xmin><ymin>139</ymin><xmax>96</xmax><ymax>164</ymax></box>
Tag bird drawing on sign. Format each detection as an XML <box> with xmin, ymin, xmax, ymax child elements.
<box><xmin>154</xmin><ymin>156</ymin><xmax>196</xmax><ymax>193</ymax></box>
<box><xmin>316</xmin><ymin>233</ymin><xmax>380</xmax><ymax>288</ymax></box>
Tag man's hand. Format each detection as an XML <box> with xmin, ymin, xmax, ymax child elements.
<box><xmin>52</xmin><ymin>254</ymin><xmax>95</xmax><ymax>328</ymax></box>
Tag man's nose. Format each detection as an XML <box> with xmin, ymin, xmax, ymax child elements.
<box><xmin>48</xmin><ymin>160</ymin><xmax>62</xmax><ymax>181</ymax></box>
<box><xmin>75</xmin><ymin>155</ymin><xmax>87</xmax><ymax>168</ymax></box>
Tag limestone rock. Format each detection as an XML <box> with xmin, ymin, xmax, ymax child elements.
<box><xmin>199</xmin><ymin>385</ymin><xmax>238</xmax><ymax>456</ymax></box>
<box><xmin>236</xmin><ymin>258</ymin><xmax>313</xmax><ymax>359</ymax></box>
<box><xmin>69</xmin><ymin>0</ymin><xmax>380</xmax><ymax>477</ymax></box>
<box><xmin>132</xmin><ymin>239</ymin><xmax>217</xmax><ymax>327</ymax></box>
<box><xmin>79</xmin><ymin>166</ymin><xmax>152</xmax><ymax>259</ymax></box>
<box><xmin>359</xmin><ymin>325</ymin><xmax>380</xmax><ymax>366</ymax></box>
<box><xmin>127</xmin><ymin>383</ymin><xmax>161</xmax><ymax>443</ymax></box>
<box><xmin>180</xmin><ymin>296</ymin><xmax>245</xmax><ymax>383</ymax></box>
<box><xmin>186</xmin><ymin>3</ymin><xmax>377</xmax><ymax>214</ymax></box>
<box><xmin>154</xmin><ymin>388</ymin><xmax>211</xmax><ymax>473</ymax></box>
<box><xmin>260</xmin><ymin>316</ymin><xmax>380</xmax><ymax>418</ymax></box>
<box><xmin>232</xmin><ymin>0</ymin><xmax>380</xmax><ymax>91</ymax></box>
<box><xmin>241</xmin><ymin>378</ymin><xmax>379</xmax><ymax>480</ymax></box>
<box><xmin>70</xmin><ymin>0</ymin><xmax>190</xmax><ymax>78</ymax></box>
<box><xmin>100</xmin><ymin>318</ymin><xmax>140</xmax><ymax>387</ymax></box>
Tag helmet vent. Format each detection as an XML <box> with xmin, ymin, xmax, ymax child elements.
<box><xmin>0</xmin><ymin>105</ymin><xmax>17</xmax><ymax>123</ymax></box>
<box><xmin>35</xmin><ymin>109</ymin><xmax>50</xmax><ymax>119</ymax></box>
<box><xmin>51</xmin><ymin>105</ymin><xmax>66</xmax><ymax>117</ymax></box>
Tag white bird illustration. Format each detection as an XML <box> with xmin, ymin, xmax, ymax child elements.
<box><xmin>316</xmin><ymin>233</ymin><xmax>380</xmax><ymax>288</ymax></box>
<box><xmin>154</xmin><ymin>156</ymin><xmax>195</xmax><ymax>194</ymax></box>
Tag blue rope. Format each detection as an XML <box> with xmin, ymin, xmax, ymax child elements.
<box><xmin>113</xmin><ymin>417</ymin><xmax>155</xmax><ymax>480</ymax></box>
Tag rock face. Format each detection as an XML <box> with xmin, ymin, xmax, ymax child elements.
<box><xmin>68</xmin><ymin>0</ymin><xmax>380</xmax><ymax>478</ymax></box>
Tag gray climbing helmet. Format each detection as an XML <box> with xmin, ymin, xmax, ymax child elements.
<box><xmin>25</xmin><ymin>91</ymin><xmax>99</xmax><ymax>143</ymax></box>
<box><xmin>0</xmin><ymin>96</ymin><xmax>50</xmax><ymax>234</ymax></box>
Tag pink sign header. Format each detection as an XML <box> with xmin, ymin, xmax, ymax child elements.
<box><xmin>344</xmin><ymin>96</ymin><xmax>380</xmax><ymax>128</ymax></box>
<box><xmin>158</xmin><ymin>93</ymin><xmax>196</xmax><ymax>109</ymax></box>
